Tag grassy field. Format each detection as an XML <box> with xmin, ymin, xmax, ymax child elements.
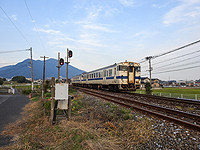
<box><xmin>152</xmin><ymin>87</ymin><xmax>200</xmax><ymax>94</ymax></box>
<box><xmin>136</xmin><ymin>87</ymin><xmax>200</xmax><ymax>100</ymax></box>
<box><xmin>137</xmin><ymin>87</ymin><xmax>200</xmax><ymax>94</ymax></box>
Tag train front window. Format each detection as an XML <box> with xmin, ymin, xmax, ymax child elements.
<box><xmin>135</xmin><ymin>66</ymin><xmax>141</xmax><ymax>72</ymax></box>
<box><xmin>119</xmin><ymin>65</ymin><xmax>128</xmax><ymax>71</ymax></box>
<box><xmin>129</xmin><ymin>66</ymin><xmax>133</xmax><ymax>72</ymax></box>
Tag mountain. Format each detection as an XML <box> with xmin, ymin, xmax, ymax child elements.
<box><xmin>0</xmin><ymin>58</ymin><xmax>85</xmax><ymax>80</ymax></box>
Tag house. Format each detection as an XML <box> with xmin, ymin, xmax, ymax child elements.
<box><xmin>151</xmin><ymin>78</ymin><xmax>160</xmax><ymax>88</ymax></box>
<box><xmin>141</xmin><ymin>77</ymin><xmax>161</xmax><ymax>89</ymax></box>
<box><xmin>141</xmin><ymin>77</ymin><xmax>150</xmax><ymax>89</ymax></box>
<box><xmin>195</xmin><ymin>82</ymin><xmax>200</xmax><ymax>87</ymax></box>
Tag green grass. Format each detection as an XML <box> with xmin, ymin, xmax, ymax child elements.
<box><xmin>152</xmin><ymin>87</ymin><xmax>200</xmax><ymax>94</ymax></box>
<box><xmin>136</xmin><ymin>87</ymin><xmax>200</xmax><ymax>94</ymax></box>
<box><xmin>136</xmin><ymin>87</ymin><xmax>200</xmax><ymax>100</ymax></box>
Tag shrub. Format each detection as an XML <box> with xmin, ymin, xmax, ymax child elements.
<box><xmin>22</xmin><ymin>89</ymin><xmax>32</xmax><ymax>95</ymax></box>
<box><xmin>145</xmin><ymin>82</ymin><xmax>152</xmax><ymax>95</ymax></box>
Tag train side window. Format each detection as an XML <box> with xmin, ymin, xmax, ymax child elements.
<box><xmin>92</xmin><ymin>74</ymin><xmax>93</xmax><ymax>78</ymax></box>
<box><xmin>90</xmin><ymin>74</ymin><xmax>91</xmax><ymax>79</ymax></box>
<box><xmin>99</xmin><ymin>72</ymin><xmax>101</xmax><ymax>77</ymax></box>
<box><xmin>96</xmin><ymin>73</ymin><xmax>98</xmax><ymax>78</ymax></box>
<box><xmin>109</xmin><ymin>69</ymin><xmax>112</xmax><ymax>76</ymax></box>
<box><xmin>114</xmin><ymin>68</ymin><xmax>116</xmax><ymax>75</ymax></box>
<box><xmin>106</xmin><ymin>71</ymin><xmax>108</xmax><ymax>76</ymax></box>
<box><xmin>94</xmin><ymin>73</ymin><xmax>95</xmax><ymax>78</ymax></box>
<box><xmin>103</xmin><ymin>70</ymin><xmax>106</xmax><ymax>77</ymax></box>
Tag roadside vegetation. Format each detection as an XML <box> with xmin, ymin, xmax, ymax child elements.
<box><xmin>1</xmin><ymin>88</ymin><xmax>154</xmax><ymax>149</ymax></box>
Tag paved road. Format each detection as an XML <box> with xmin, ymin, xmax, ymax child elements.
<box><xmin>0</xmin><ymin>90</ymin><xmax>30</xmax><ymax>147</ymax></box>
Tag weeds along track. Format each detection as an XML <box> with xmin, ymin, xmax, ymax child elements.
<box><xmin>72</xmin><ymin>86</ymin><xmax>200</xmax><ymax>132</ymax></box>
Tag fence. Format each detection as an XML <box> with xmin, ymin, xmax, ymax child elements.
<box><xmin>135</xmin><ymin>91</ymin><xmax>200</xmax><ymax>100</ymax></box>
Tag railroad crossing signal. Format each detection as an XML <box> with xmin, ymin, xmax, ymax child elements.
<box><xmin>68</xmin><ymin>50</ymin><xmax>72</xmax><ymax>58</ymax></box>
<box><xmin>60</xmin><ymin>58</ymin><xmax>64</xmax><ymax>66</ymax></box>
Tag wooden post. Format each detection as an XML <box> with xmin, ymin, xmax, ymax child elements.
<box><xmin>50</xmin><ymin>77</ymin><xmax>55</xmax><ymax>124</ymax></box>
<box><xmin>68</xmin><ymin>96</ymin><xmax>71</xmax><ymax>120</ymax></box>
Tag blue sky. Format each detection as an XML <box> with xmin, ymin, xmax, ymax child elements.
<box><xmin>0</xmin><ymin>0</ymin><xmax>200</xmax><ymax>80</ymax></box>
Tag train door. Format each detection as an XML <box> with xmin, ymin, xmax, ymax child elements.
<box><xmin>103</xmin><ymin>70</ymin><xmax>106</xmax><ymax>84</ymax></box>
<box><xmin>114</xmin><ymin>68</ymin><xmax>117</xmax><ymax>83</ymax></box>
<box><xmin>128</xmin><ymin>66</ymin><xmax>135</xmax><ymax>84</ymax></box>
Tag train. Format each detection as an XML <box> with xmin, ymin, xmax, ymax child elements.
<box><xmin>71</xmin><ymin>61</ymin><xmax>141</xmax><ymax>91</ymax></box>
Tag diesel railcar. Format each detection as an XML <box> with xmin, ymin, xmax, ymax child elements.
<box><xmin>71</xmin><ymin>61</ymin><xmax>141</xmax><ymax>91</ymax></box>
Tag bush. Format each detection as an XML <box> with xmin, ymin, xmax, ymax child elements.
<box><xmin>0</xmin><ymin>78</ymin><xmax>3</xmax><ymax>85</ymax></box>
<box><xmin>44</xmin><ymin>92</ymin><xmax>51</xmax><ymax>97</ymax></box>
<box><xmin>22</xmin><ymin>89</ymin><xmax>32</xmax><ymax>95</ymax></box>
<box><xmin>145</xmin><ymin>82</ymin><xmax>152</xmax><ymax>95</ymax></box>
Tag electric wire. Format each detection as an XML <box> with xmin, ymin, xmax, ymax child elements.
<box><xmin>153</xmin><ymin>65</ymin><xmax>200</xmax><ymax>74</ymax></box>
<box><xmin>153</xmin><ymin>49</ymin><xmax>200</xmax><ymax>66</ymax></box>
<box><xmin>156</xmin><ymin>60</ymin><xmax>200</xmax><ymax>71</ymax></box>
<box><xmin>139</xmin><ymin>39</ymin><xmax>200</xmax><ymax>64</ymax></box>
<box><xmin>141</xmin><ymin>49</ymin><xmax>200</xmax><ymax>73</ymax></box>
<box><xmin>153</xmin><ymin>39</ymin><xmax>200</xmax><ymax>59</ymax></box>
<box><xmin>154</xmin><ymin>54</ymin><xmax>200</xmax><ymax>70</ymax></box>
<box><xmin>24</xmin><ymin>0</ymin><xmax>46</xmax><ymax>55</ymax></box>
<box><xmin>0</xmin><ymin>49</ymin><xmax>30</xmax><ymax>53</ymax></box>
<box><xmin>0</xmin><ymin>6</ymin><xmax>31</xmax><ymax>46</ymax></box>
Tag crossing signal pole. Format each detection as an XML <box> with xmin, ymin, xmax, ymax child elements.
<box><xmin>66</xmin><ymin>48</ymin><xmax>73</xmax><ymax>83</ymax></box>
<box><xmin>56</xmin><ymin>52</ymin><xmax>61</xmax><ymax>81</ymax></box>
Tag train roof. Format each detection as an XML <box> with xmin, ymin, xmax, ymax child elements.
<box><xmin>71</xmin><ymin>61</ymin><xmax>140</xmax><ymax>78</ymax></box>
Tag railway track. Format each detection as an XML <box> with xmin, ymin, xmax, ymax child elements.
<box><xmin>129</xmin><ymin>92</ymin><xmax>200</xmax><ymax>106</ymax></box>
<box><xmin>72</xmin><ymin>86</ymin><xmax>200</xmax><ymax>131</ymax></box>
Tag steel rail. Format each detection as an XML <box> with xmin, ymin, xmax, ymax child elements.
<box><xmin>74</xmin><ymin>87</ymin><xmax>200</xmax><ymax>131</ymax></box>
<box><xmin>130</xmin><ymin>93</ymin><xmax>200</xmax><ymax>105</ymax></box>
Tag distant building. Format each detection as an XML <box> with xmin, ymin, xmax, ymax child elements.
<box><xmin>141</xmin><ymin>77</ymin><xmax>161</xmax><ymax>89</ymax></box>
<box><xmin>151</xmin><ymin>78</ymin><xmax>160</xmax><ymax>88</ymax></box>
<box><xmin>141</xmin><ymin>77</ymin><xmax>150</xmax><ymax>89</ymax></box>
<box><xmin>195</xmin><ymin>82</ymin><xmax>200</xmax><ymax>87</ymax></box>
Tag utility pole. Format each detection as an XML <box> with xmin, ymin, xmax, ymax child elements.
<box><xmin>40</xmin><ymin>56</ymin><xmax>49</xmax><ymax>99</ymax></box>
<box><xmin>30</xmin><ymin>47</ymin><xmax>33</xmax><ymax>92</ymax></box>
<box><xmin>146</xmin><ymin>56</ymin><xmax>153</xmax><ymax>85</ymax></box>
<box><xmin>56</xmin><ymin>52</ymin><xmax>61</xmax><ymax>82</ymax></box>
<box><xmin>66</xmin><ymin>48</ymin><xmax>69</xmax><ymax>83</ymax></box>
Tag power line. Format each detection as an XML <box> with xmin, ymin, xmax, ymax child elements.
<box><xmin>139</xmin><ymin>39</ymin><xmax>200</xmax><ymax>64</ymax></box>
<box><xmin>153</xmin><ymin>39</ymin><xmax>200</xmax><ymax>59</ymax></box>
<box><xmin>152</xmin><ymin>65</ymin><xmax>200</xmax><ymax>74</ymax></box>
<box><xmin>153</xmin><ymin>49</ymin><xmax>200</xmax><ymax>66</ymax></box>
<box><xmin>154</xmin><ymin>54</ymin><xmax>200</xmax><ymax>70</ymax></box>
<box><xmin>156</xmin><ymin>60</ymin><xmax>200</xmax><ymax>71</ymax></box>
<box><xmin>0</xmin><ymin>6</ymin><xmax>31</xmax><ymax>46</ymax></box>
<box><xmin>0</xmin><ymin>49</ymin><xmax>29</xmax><ymax>53</ymax></box>
<box><xmin>24</xmin><ymin>0</ymin><xmax>46</xmax><ymax>55</ymax></box>
<box><xmin>0</xmin><ymin>62</ymin><xmax>20</xmax><ymax>64</ymax></box>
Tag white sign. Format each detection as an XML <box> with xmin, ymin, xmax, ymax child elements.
<box><xmin>55</xmin><ymin>83</ymin><xmax>69</xmax><ymax>110</ymax></box>
<box><xmin>55</xmin><ymin>83</ymin><xmax>68</xmax><ymax>100</ymax></box>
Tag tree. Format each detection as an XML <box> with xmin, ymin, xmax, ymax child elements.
<box><xmin>0</xmin><ymin>78</ymin><xmax>3</xmax><ymax>85</ymax></box>
<box><xmin>145</xmin><ymin>82</ymin><xmax>152</xmax><ymax>95</ymax></box>
<box><xmin>11</xmin><ymin>76</ymin><xmax>31</xmax><ymax>83</ymax></box>
<box><xmin>44</xmin><ymin>80</ymin><xmax>50</xmax><ymax>93</ymax></box>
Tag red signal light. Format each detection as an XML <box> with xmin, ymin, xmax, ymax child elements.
<box><xmin>68</xmin><ymin>50</ymin><xmax>73</xmax><ymax>58</ymax></box>
<box><xmin>60</xmin><ymin>58</ymin><xmax>64</xmax><ymax>66</ymax></box>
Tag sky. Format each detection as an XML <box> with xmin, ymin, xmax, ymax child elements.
<box><xmin>0</xmin><ymin>0</ymin><xmax>200</xmax><ymax>81</ymax></box>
